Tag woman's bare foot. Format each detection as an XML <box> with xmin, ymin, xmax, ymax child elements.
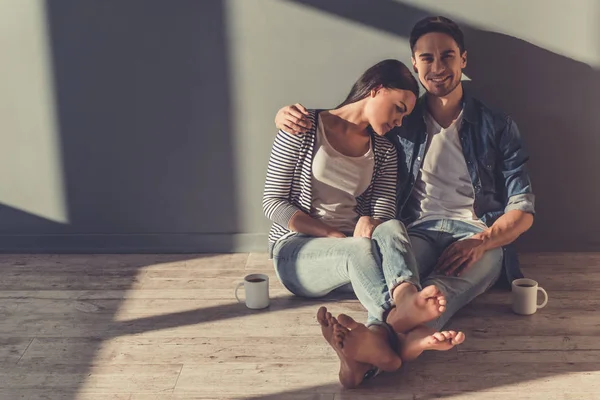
<box><xmin>336</xmin><ymin>313</ymin><xmax>402</xmax><ymax>372</ymax></box>
<box><xmin>317</xmin><ymin>307</ymin><xmax>372</xmax><ymax>388</ymax></box>
<box><xmin>398</xmin><ymin>324</ymin><xmax>466</xmax><ymax>362</ymax></box>
<box><xmin>386</xmin><ymin>284</ymin><xmax>447</xmax><ymax>333</ymax></box>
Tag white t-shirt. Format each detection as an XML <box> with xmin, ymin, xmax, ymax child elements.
<box><xmin>311</xmin><ymin>118</ymin><xmax>375</xmax><ymax>233</ymax></box>
<box><xmin>408</xmin><ymin>110</ymin><xmax>487</xmax><ymax>229</ymax></box>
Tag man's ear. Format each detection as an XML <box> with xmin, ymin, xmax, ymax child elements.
<box><xmin>461</xmin><ymin>50</ymin><xmax>467</xmax><ymax>69</ymax></box>
<box><xmin>412</xmin><ymin>56</ymin><xmax>418</xmax><ymax>74</ymax></box>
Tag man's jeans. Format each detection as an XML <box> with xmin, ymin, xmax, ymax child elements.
<box><xmin>409</xmin><ymin>219</ymin><xmax>504</xmax><ymax>330</ymax></box>
<box><xmin>272</xmin><ymin>219</ymin><xmax>420</xmax><ymax>330</ymax></box>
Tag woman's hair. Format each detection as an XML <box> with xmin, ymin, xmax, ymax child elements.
<box><xmin>337</xmin><ymin>59</ymin><xmax>420</xmax><ymax>108</ymax></box>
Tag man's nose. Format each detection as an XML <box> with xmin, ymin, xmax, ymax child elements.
<box><xmin>431</xmin><ymin>59</ymin><xmax>444</xmax><ymax>74</ymax></box>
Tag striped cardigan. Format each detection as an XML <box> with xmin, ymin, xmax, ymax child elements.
<box><xmin>262</xmin><ymin>109</ymin><xmax>398</xmax><ymax>248</ymax></box>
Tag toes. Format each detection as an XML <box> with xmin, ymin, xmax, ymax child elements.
<box><xmin>438</xmin><ymin>298</ymin><xmax>447</xmax><ymax>306</ymax></box>
<box><xmin>439</xmin><ymin>331</ymin><xmax>452</xmax><ymax>340</ymax></box>
<box><xmin>334</xmin><ymin>328</ymin><xmax>345</xmax><ymax>348</ymax></box>
<box><xmin>337</xmin><ymin>313</ymin><xmax>360</xmax><ymax>330</ymax></box>
<box><xmin>453</xmin><ymin>332</ymin><xmax>466</xmax><ymax>345</ymax></box>
<box><xmin>327</xmin><ymin>313</ymin><xmax>337</xmax><ymax>327</ymax></box>
<box><xmin>336</xmin><ymin>323</ymin><xmax>350</xmax><ymax>335</ymax></box>
<box><xmin>431</xmin><ymin>332</ymin><xmax>445</xmax><ymax>341</ymax></box>
<box><xmin>438</xmin><ymin>305</ymin><xmax>446</xmax><ymax>313</ymax></box>
<box><xmin>420</xmin><ymin>285</ymin><xmax>440</xmax><ymax>298</ymax></box>
<box><xmin>317</xmin><ymin>307</ymin><xmax>328</xmax><ymax>327</ymax></box>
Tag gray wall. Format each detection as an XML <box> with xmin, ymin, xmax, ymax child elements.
<box><xmin>1</xmin><ymin>0</ymin><xmax>599</xmax><ymax>252</ymax></box>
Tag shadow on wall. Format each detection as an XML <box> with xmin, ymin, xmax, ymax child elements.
<box><xmin>461</xmin><ymin>27</ymin><xmax>600</xmax><ymax>252</ymax></box>
<box><xmin>1</xmin><ymin>0</ymin><xmax>238</xmax><ymax>252</ymax></box>
<box><xmin>288</xmin><ymin>0</ymin><xmax>600</xmax><ymax>252</ymax></box>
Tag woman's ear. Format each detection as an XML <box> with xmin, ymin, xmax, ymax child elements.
<box><xmin>371</xmin><ymin>85</ymin><xmax>384</xmax><ymax>97</ymax></box>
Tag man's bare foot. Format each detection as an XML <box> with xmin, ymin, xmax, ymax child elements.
<box><xmin>317</xmin><ymin>307</ymin><xmax>372</xmax><ymax>388</ymax></box>
<box><xmin>386</xmin><ymin>284</ymin><xmax>447</xmax><ymax>333</ymax></box>
<box><xmin>336</xmin><ymin>313</ymin><xmax>402</xmax><ymax>372</ymax></box>
<box><xmin>398</xmin><ymin>324</ymin><xmax>466</xmax><ymax>362</ymax></box>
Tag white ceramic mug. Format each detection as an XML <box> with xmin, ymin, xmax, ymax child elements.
<box><xmin>235</xmin><ymin>273</ymin><xmax>270</xmax><ymax>309</ymax></box>
<box><xmin>511</xmin><ymin>278</ymin><xmax>548</xmax><ymax>315</ymax></box>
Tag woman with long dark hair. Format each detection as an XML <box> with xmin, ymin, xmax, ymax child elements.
<box><xmin>263</xmin><ymin>59</ymin><xmax>459</xmax><ymax>388</ymax></box>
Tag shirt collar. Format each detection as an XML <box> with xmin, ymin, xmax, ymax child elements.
<box><xmin>416</xmin><ymin>89</ymin><xmax>479</xmax><ymax>126</ymax></box>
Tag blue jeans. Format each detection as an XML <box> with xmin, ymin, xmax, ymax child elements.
<box><xmin>408</xmin><ymin>219</ymin><xmax>503</xmax><ymax>330</ymax></box>
<box><xmin>272</xmin><ymin>219</ymin><xmax>420</xmax><ymax>330</ymax></box>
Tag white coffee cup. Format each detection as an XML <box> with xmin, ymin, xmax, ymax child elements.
<box><xmin>511</xmin><ymin>278</ymin><xmax>548</xmax><ymax>315</ymax></box>
<box><xmin>235</xmin><ymin>273</ymin><xmax>270</xmax><ymax>309</ymax></box>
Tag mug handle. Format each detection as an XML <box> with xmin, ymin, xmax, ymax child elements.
<box><xmin>234</xmin><ymin>282</ymin><xmax>244</xmax><ymax>304</ymax></box>
<box><xmin>537</xmin><ymin>287</ymin><xmax>548</xmax><ymax>309</ymax></box>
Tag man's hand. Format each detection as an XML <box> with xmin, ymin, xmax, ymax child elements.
<box><xmin>353</xmin><ymin>216</ymin><xmax>382</xmax><ymax>239</ymax></box>
<box><xmin>435</xmin><ymin>238</ymin><xmax>487</xmax><ymax>277</ymax></box>
<box><xmin>275</xmin><ymin>103</ymin><xmax>312</xmax><ymax>134</ymax></box>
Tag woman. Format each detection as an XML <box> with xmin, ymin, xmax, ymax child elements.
<box><xmin>263</xmin><ymin>60</ymin><xmax>457</xmax><ymax>388</ymax></box>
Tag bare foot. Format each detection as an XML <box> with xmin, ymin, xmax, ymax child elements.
<box><xmin>336</xmin><ymin>313</ymin><xmax>402</xmax><ymax>372</ymax></box>
<box><xmin>398</xmin><ymin>324</ymin><xmax>466</xmax><ymax>362</ymax></box>
<box><xmin>317</xmin><ymin>307</ymin><xmax>372</xmax><ymax>388</ymax></box>
<box><xmin>386</xmin><ymin>284</ymin><xmax>447</xmax><ymax>333</ymax></box>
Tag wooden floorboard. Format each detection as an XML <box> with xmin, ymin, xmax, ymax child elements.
<box><xmin>0</xmin><ymin>252</ymin><xmax>599</xmax><ymax>399</ymax></box>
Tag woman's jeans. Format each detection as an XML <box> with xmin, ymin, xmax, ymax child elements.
<box><xmin>272</xmin><ymin>219</ymin><xmax>419</xmax><ymax>330</ymax></box>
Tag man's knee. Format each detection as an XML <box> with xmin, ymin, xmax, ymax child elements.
<box><xmin>478</xmin><ymin>247</ymin><xmax>503</xmax><ymax>271</ymax></box>
<box><xmin>467</xmin><ymin>247</ymin><xmax>503</xmax><ymax>285</ymax></box>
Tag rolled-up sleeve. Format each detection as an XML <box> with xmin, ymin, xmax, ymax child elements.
<box><xmin>505</xmin><ymin>193</ymin><xmax>535</xmax><ymax>214</ymax></box>
<box><xmin>499</xmin><ymin>117</ymin><xmax>535</xmax><ymax>215</ymax></box>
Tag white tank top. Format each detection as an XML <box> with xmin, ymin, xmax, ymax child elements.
<box><xmin>310</xmin><ymin>118</ymin><xmax>375</xmax><ymax>233</ymax></box>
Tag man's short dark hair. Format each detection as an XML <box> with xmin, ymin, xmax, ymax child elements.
<box><xmin>409</xmin><ymin>16</ymin><xmax>465</xmax><ymax>54</ymax></box>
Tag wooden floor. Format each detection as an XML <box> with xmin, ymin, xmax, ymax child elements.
<box><xmin>0</xmin><ymin>253</ymin><xmax>599</xmax><ymax>400</ymax></box>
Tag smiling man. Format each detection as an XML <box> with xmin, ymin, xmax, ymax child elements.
<box><xmin>274</xmin><ymin>16</ymin><xmax>535</xmax><ymax>334</ymax></box>
<box><xmin>390</xmin><ymin>16</ymin><xmax>535</xmax><ymax>330</ymax></box>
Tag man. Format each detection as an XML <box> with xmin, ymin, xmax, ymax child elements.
<box><xmin>274</xmin><ymin>16</ymin><xmax>535</xmax><ymax>331</ymax></box>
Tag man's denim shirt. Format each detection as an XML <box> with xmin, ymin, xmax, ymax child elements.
<box><xmin>385</xmin><ymin>93</ymin><xmax>535</xmax><ymax>287</ymax></box>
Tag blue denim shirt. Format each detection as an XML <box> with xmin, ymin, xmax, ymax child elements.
<box><xmin>385</xmin><ymin>92</ymin><xmax>535</xmax><ymax>287</ymax></box>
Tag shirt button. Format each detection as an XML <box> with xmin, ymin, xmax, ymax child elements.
<box><xmin>417</xmin><ymin>157</ymin><xmax>421</xmax><ymax>161</ymax></box>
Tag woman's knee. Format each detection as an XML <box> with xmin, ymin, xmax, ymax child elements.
<box><xmin>372</xmin><ymin>219</ymin><xmax>409</xmax><ymax>242</ymax></box>
<box><xmin>346</xmin><ymin>237</ymin><xmax>376</xmax><ymax>257</ymax></box>
<box><xmin>273</xmin><ymin>257</ymin><xmax>332</xmax><ymax>298</ymax></box>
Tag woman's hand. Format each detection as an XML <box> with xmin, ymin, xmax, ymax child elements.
<box><xmin>275</xmin><ymin>103</ymin><xmax>313</xmax><ymax>134</ymax></box>
<box><xmin>327</xmin><ymin>230</ymin><xmax>347</xmax><ymax>239</ymax></box>
<box><xmin>353</xmin><ymin>216</ymin><xmax>383</xmax><ymax>239</ymax></box>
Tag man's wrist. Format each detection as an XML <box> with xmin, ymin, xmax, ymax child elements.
<box><xmin>472</xmin><ymin>230</ymin><xmax>492</xmax><ymax>250</ymax></box>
